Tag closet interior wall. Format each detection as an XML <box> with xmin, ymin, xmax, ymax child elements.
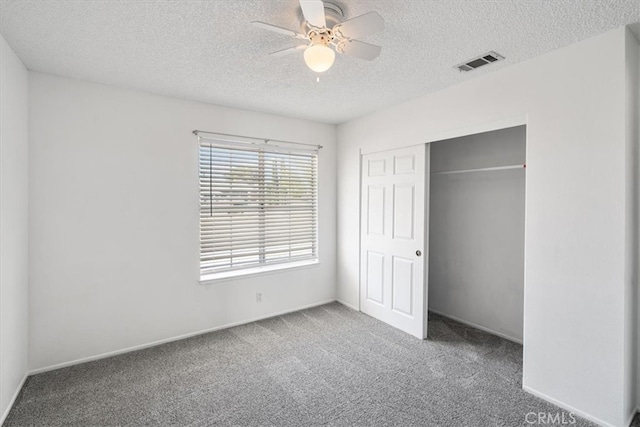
<box><xmin>428</xmin><ymin>125</ymin><xmax>526</xmax><ymax>342</ymax></box>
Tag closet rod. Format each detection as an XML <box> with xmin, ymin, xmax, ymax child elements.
<box><xmin>431</xmin><ymin>164</ymin><xmax>525</xmax><ymax>176</ymax></box>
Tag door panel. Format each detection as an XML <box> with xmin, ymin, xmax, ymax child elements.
<box><xmin>368</xmin><ymin>159</ymin><xmax>387</xmax><ymax>176</ymax></box>
<box><xmin>360</xmin><ymin>144</ymin><xmax>428</xmax><ymax>339</ymax></box>
<box><xmin>366</xmin><ymin>251</ymin><xmax>385</xmax><ymax>305</ymax></box>
<box><xmin>393</xmin><ymin>184</ymin><xmax>415</xmax><ymax>239</ymax></box>
<box><xmin>394</xmin><ymin>155</ymin><xmax>415</xmax><ymax>174</ymax></box>
<box><xmin>392</xmin><ymin>256</ymin><xmax>414</xmax><ymax>316</ymax></box>
<box><xmin>367</xmin><ymin>186</ymin><xmax>386</xmax><ymax>235</ymax></box>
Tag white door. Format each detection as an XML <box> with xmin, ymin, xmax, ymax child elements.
<box><xmin>360</xmin><ymin>144</ymin><xmax>428</xmax><ymax>339</ymax></box>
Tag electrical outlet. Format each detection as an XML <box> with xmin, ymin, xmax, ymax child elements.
<box><xmin>256</xmin><ymin>292</ymin><xmax>262</xmax><ymax>303</ymax></box>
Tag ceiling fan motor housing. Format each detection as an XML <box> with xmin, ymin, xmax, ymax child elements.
<box><xmin>309</xmin><ymin>29</ymin><xmax>333</xmax><ymax>46</ymax></box>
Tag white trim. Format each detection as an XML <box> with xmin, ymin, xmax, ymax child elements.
<box><xmin>199</xmin><ymin>259</ymin><xmax>320</xmax><ymax>284</ymax></box>
<box><xmin>336</xmin><ymin>299</ymin><xmax>359</xmax><ymax>311</ymax></box>
<box><xmin>523</xmin><ymin>386</ymin><xmax>615</xmax><ymax>427</ymax></box>
<box><xmin>428</xmin><ymin>308</ymin><xmax>522</xmax><ymax>344</ymax></box>
<box><xmin>357</xmin><ymin>148</ymin><xmax>363</xmax><ymax>312</ymax></box>
<box><xmin>29</xmin><ymin>299</ymin><xmax>336</xmax><ymax>375</ymax></box>
<box><xmin>423</xmin><ymin>143</ymin><xmax>431</xmax><ymax>337</ymax></box>
<box><xmin>521</xmin><ymin>117</ymin><xmax>530</xmax><ymax>405</ymax></box>
<box><xmin>1</xmin><ymin>373</ymin><xmax>28</xmax><ymax>425</ymax></box>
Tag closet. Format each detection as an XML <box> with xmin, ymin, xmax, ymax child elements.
<box><xmin>428</xmin><ymin>125</ymin><xmax>526</xmax><ymax>342</ymax></box>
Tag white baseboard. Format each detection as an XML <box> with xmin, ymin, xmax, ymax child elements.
<box><xmin>523</xmin><ymin>385</ymin><xmax>615</xmax><ymax>427</ymax></box>
<box><xmin>1</xmin><ymin>373</ymin><xmax>28</xmax><ymax>425</ymax></box>
<box><xmin>29</xmin><ymin>299</ymin><xmax>337</xmax><ymax>375</ymax></box>
<box><xmin>428</xmin><ymin>308</ymin><xmax>522</xmax><ymax>344</ymax></box>
<box><xmin>336</xmin><ymin>299</ymin><xmax>359</xmax><ymax>311</ymax></box>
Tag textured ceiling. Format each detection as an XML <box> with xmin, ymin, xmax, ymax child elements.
<box><xmin>1</xmin><ymin>0</ymin><xmax>639</xmax><ymax>124</ymax></box>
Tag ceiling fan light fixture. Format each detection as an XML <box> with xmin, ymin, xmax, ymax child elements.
<box><xmin>255</xmin><ymin>0</ymin><xmax>384</xmax><ymax>72</ymax></box>
<box><xmin>304</xmin><ymin>44</ymin><xmax>335</xmax><ymax>73</ymax></box>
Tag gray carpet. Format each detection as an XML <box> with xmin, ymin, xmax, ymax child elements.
<box><xmin>2</xmin><ymin>302</ymin><xmax>624</xmax><ymax>426</ymax></box>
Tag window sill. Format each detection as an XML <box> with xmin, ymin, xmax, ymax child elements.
<box><xmin>199</xmin><ymin>259</ymin><xmax>320</xmax><ymax>284</ymax></box>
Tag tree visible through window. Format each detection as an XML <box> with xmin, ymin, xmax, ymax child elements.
<box><xmin>199</xmin><ymin>139</ymin><xmax>318</xmax><ymax>277</ymax></box>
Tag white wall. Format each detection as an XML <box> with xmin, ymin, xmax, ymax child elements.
<box><xmin>428</xmin><ymin>126</ymin><xmax>525</xmax><ymax>343</ymax></box>
<box><xmin>624</xmin><ymin>28</ymin><xmax>639</xmax><ymax>425</ymax></box>
<box><xmin>0</xmin><ymin>35</ymin><xmax>29</xmax><ymax>422</ymax></box>
<box><xmin>28</xmin><ymin>73</ymin><xmax>337</xmax><ymax>372</ymax></box>
<box><xmin>637</xmin><ymin>34</ymin><xmax>640</xmax><ymax>419</ymax></box>
<box><xmin>627</xmin><ymin>29</ymin><xmax>640</xmax><ymax>418</ymax></box>
<box><xmin>337</xmin><ymin>27</ymin><xmax>634</xmax><ymax>427</ymax></box>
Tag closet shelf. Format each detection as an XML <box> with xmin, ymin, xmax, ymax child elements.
<box><xmin>431</xmin><ymin>164</ymin><xmax>526</xmax><ymax>176</ymax></box>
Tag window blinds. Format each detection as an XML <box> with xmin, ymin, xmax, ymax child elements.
<box><xmin>199</xmin><ymin>139</ymin><xmax>318</xmax><ymax>277</ymax></box>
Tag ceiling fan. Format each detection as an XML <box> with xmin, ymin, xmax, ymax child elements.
<box><xmin>252</xmin><ymin>0</ymin><xmax>384</xmax><ymax>73</ymax></box>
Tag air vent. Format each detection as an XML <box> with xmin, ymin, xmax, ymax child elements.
<box><xmin>455</xmin><ymin>51</ymin><xmax>504</xmax><ymax>72</ymax></box>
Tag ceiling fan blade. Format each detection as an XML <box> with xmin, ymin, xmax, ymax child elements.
<box><xmin>300</xmin><ymin>0</ymin><xmax>326</xmax><ymax>28</ymax></box>
<box><xmin>338</xmin><ymin>40</ymin><xmax>382</xmax><ymax>61</ymax></box>
<box><xmin>252</xmin><ymin>21</ymin><xmax>306</xmax><ymax>39</ymax></box>
<box><xmin>333</xmin><ymin>11</ymin><xmax>384</xmax><ymax>39</ymax></box>
<box><xmin>269</xmin><ymin>45</ymin><xmax>308</xmax><ymax>57</ymax></box>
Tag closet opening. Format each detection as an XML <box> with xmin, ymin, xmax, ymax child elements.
<box><xmin>427</xmin><ymin>125</ymin><xmax>526</xmax><ymax>344</ymax></box>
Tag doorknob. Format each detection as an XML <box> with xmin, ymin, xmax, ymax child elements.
<box><xmin>416</xmin><ymin>250</ymin><xmax>422</xmax><ymax>257</ymax></box>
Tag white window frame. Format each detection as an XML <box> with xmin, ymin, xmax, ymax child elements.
<box><xmin>198</xmin><ymin>136</ymin><xmax>319</xmax><ymax>282</ymax></box>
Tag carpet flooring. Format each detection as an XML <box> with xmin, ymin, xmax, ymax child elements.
<box><xmin>3</xmin><ymin>302</ymin><xmax>632</xmax><ymax>426</ymax></box>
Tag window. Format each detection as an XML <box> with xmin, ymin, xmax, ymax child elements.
<box><xmin>199</xmin><ymin>138</ymin><xmax>318</xmax><ymax>279</ymax></box>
